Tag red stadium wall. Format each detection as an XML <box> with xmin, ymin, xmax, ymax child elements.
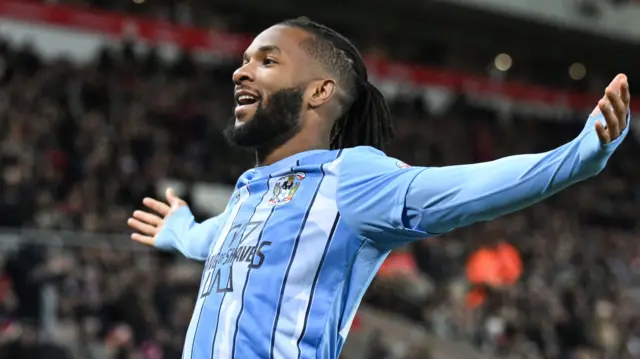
<box><xmin>0</xmin><ymin>0</ymin><xmax>636</xmax><ymax>117</ymax></box>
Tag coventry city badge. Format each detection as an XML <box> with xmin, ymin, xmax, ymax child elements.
<box><xmin>269</xmin><ymin>173</ymin><xmax>306</xmax><ymax>206</ymax></box>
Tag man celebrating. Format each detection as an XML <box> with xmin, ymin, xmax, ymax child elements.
<box><xmin>127</xmin><ymin>17</ymin><xmax>630</xmax><ymax>359</ymax></box>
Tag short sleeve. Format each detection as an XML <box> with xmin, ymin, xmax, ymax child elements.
<box><xmin>335</xmin><ymin>147</ymin><xmax>428</xmax><ymax>248</ymax></box>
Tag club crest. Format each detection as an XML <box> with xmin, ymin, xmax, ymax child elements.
<box><xmin>269</xmin><ymin>173</ymin><xmax>306</xmax><ymax>206</ymax></box>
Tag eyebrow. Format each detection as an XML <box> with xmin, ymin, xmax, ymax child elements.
<box><xmin>243</xmin><ymin>45</ymin><xmax>282</xmax><ymax>61</ymax></box>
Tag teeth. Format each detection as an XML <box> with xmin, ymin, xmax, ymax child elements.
<box><xmin>237</xmin><ymin>94</ymin><xmax>258</xmax><ymax>105</ymax></box>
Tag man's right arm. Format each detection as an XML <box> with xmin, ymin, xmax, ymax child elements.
<box><xmin>154</xmin><ymin>206</ymin><xmax>221</xmax><ymax>262</ymax></box>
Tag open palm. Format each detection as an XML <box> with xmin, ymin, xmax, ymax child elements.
<box><xmin>127</xmin><ymin>188</ymin><xmax>188</xmax><ymax>246</ymax></box>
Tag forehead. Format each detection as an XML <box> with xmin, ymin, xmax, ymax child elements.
<box><xmin>244</xmin><ymin>25</ymin><xmax>311</xmax><ymax>59</ymax></box>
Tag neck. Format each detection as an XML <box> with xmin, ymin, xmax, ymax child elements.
<box><xmin>256</xmin><ymin>128</ymin><xmax>330</xmax><ymax>166</ymax></box>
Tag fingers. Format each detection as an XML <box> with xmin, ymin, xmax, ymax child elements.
<box><xmin>130</xmin><ymin>197</ymin><xmax>170</xmax><ymax>247</ymax></box>
<box><xmin>165</xmin><ymin>187</ymin><xmax>187</xmax><ymax>209</ymax></box>
<box><xmin>595</xmin><ymin>74</ymin><xmax>630</xmax><ymax>144</ymax></box>
<box><xmin>127</xmin><ymin>217</ymin><xmax>158</xmax><ymax>236</ymax></box>
<box><xmin>607</xmin><ymin>86</ymin><xmax>626</xmax><ymax>120</ymax></box>
<box><xmin>595</xmin><ymin>120</ymin><xmax>610</xmax><ymax>144</ymax></box>
<box><xmin>608</xmin><ymin>86</ymin><xmax>627</xmax><ymax>132</ymax></box>
<box><xmin>143</xmin><ymin>197</ymin><xmax>170</xmax><ymax>216</ymax></box>
<box><xmin>166</xmin><ymin>187</ymin><xmax>178</xmax><ymax>208</ymax></box>
<box><xmin>621</xmin><ymin>78</ymin><xmax>630</xmax><ymax>109</ymax></box>
<box><xmin>130</xmin><ymin>189</ymin><xmax>186</xmax><ymax>248</ymax></box>
<box><xmin>132</xmin><ymin>210</ymin><xmax>163</xmax><ymax>226</ymax></box>
<box><xmin>131</xmin><ymin>233</ymin><xmax>155</xmax><ymax>246</ymax></box>
<box><xmin>603</xmin><ymin>89</ymin><xmax>621</xmax><ymax>138</ymax></box>
<box><xmin>592</xmin><ymin>75</ymin><xmax>621</xmax><ymax>117</ymax></box>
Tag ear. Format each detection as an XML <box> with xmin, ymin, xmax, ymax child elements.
<box><xmin>306</xmin><ymin>78</ymin><xmax>336</xmax><ymax>109</ymax></box>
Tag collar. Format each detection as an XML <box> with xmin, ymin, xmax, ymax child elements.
<box><xmin>239</xmin><ymin>149</ymin><xmax>328</xmax><ymax>185</ymax></box>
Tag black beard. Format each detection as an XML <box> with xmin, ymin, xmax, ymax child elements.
<box><xmin>225</xmin><ymin>86</ymin><xmax>305</xmax><ymax>153</ymax></box>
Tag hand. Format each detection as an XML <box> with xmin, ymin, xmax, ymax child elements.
<box><xmin>127</xmin><ymin>188</ymin><xmax>188</xmax><ymax>246</ymax></box>
<box><xmin>591</xmin><ymin>74</ymin><xmax>631</xmax><ymax>144</ymax></box>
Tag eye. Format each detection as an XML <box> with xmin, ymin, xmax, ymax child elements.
<box><xmin>263</xmin><ymin>58</ymin><xmax>277</xmax><ymax>66</ymax></box>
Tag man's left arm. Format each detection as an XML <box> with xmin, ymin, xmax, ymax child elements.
<box><xmin>408</xmin><ymin>75</ymin><xmax>630</xmax><ymax>235</ymax></box>
<box><xmin>404</xmin><ymin>113</ymin><xmax>628</xmax><ymax>236</ymax></box>
<box><xmin>336</xmin><ymin>75</ymin><xmax>630</xmax><ymax>248</ymax></box>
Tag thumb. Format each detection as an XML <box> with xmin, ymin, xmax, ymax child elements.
<box><xmin>165</xmin><ymin>187</ymin><xmax>185</xmax><ymax>209</ymax></box>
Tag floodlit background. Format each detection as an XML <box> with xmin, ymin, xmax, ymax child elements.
<box><xmin>0</xmin><ymin>0</ymin><xmax>639</xmax><ymax>358</ymax></box>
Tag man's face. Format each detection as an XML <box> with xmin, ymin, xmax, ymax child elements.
<box><xmin>226</xmin><ymin>25</ymin><xmax>314</xmax><ymax>149</ymax></box>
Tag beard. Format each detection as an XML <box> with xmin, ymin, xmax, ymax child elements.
<box><xmin>225</xmin><ymin>86</ymin><xmax>305</xmax><ymax>151</ymax></box>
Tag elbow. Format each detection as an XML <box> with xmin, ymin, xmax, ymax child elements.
<box><xmin>418</xmin><ymin>210</ymin><xmax>474</xmax><ymax>235</ymax></box>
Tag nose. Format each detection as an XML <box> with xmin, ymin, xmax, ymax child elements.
<box><xmin>232</xmin><ymin>64</ymin><xmax>254</xmax><ymax>85</ymax></box>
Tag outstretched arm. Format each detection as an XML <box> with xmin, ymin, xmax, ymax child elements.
<box><xmin>337</xmin><ymin>75</ymin><xmax>630</xmax><ymax>247</ymax></box>
<box><xmin>406</xmin><ymin>74</ymin><xmax>630</xmax><ymax>235</ymax></box>
<box><xmin>405</xmin><ymin>123</ymin><xmax>623</xmax><ymax>235</ymax></box>
<box><xmin>153</xmin><ymin>206</ymin><xmax>221</xmax><ymax>261</ymax></box>
<box><xmin>128</xmin><ymin>188</ymin><xmax>220</xmax><ymax>261</ymax></box>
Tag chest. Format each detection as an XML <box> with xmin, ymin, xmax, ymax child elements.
<box><xmin>207</xmin><ymin>170</ymin><xmax>336</xmax><ymax>266</ymax></box>
<box><xmin>198</xmin><ymin>170</ymin><xmax>340</xmax><ymax>297</ymax></box>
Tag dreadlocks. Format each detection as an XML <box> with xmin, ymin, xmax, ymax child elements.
<box><xmin>279</xmin><ymin>17</ymin><xmax>395</xmax><ymax>150</ymax></box>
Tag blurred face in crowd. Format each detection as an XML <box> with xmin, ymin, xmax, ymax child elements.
<box><xmin>226</xmin><ymin>25</ymin><xmax>326</xmax><ymax>149</ymax></box>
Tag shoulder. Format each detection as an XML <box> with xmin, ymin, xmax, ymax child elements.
<box><xmin>341</xmin><ymin>146</ymin><xmax>387</xmax><ymax>160</ymax></box>
<box><xmin>333</xmin><ymin>147</ymin><xmax>425</xmax><ymax>244</ymax></box>
<box><xmin>335</xmin><ymin>146</ymin><xmax>413</xmax><ymax>176</ymax></box>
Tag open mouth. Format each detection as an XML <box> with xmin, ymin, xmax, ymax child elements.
<box><xmin>236</xmin><ymin>94</ymin><xmax>259</xmax><ymax>106</ymax></box>
<box><xmin>236</xmin><ymin>91</ymin><xmax>259</xmax><ymax>106</ymax></box>
<box><xmin>234</xmin><ymin>91</ymin><xmax>260</xmax><ymax>118</ymax></box>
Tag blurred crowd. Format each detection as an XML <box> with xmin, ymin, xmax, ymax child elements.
<box><xmin>0</xmin><ymin>239</ymin><xmax>204</xmax><ymax>359</ymax></box>
<box><xmin>1</xmin><ymin>11</ymin><xmax>640</xmax><ymax>359</ymax></box>
<box><xmin>42</xmin><ymin>0</ymin><xmax>241</xmax><ymax>33</ymax></box>
<box><xmin>40</xmin><ymin>0</ymin><xmax>640</xmax><ymax>95</ymax></box>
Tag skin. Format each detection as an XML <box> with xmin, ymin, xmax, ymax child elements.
<box><xmin>593</xmin><ymin>74</ymin><xmax>631</xmax><ymax>144</ymax></box>
<box><xmin>232</xmin><ymin>25</ymin><xmax>343</xmax><ymax>166</ymax></box>
<box><xmin>128</xmin><ymin>27</ymin><xmax>631</xmax><ymax>248</ymax></box>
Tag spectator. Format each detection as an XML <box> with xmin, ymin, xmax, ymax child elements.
<box><xmin>0</xmin><ymin>8</ymin><xmax>638</xmax><ymax>358</ymax></box>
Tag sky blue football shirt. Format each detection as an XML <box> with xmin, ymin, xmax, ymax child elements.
<box><xmin>155</xmin><ymin>111</ymin><xmax>629</xmax><ymax>359</ymax></box>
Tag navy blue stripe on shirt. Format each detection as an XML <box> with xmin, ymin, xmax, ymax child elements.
<box><xmin>230</xmin><ymin>204</ymin><xmax>277</xmax><ymax>359</ymax></box>
<box><xmin>268</xmin><ymin>165</ymin><xmax>327</xmax><ymax>359</ymax></box>
<box><xmin>296</xmin><ymin>212</ymin><xmax>341</xmax><ymax>358</ymax></box>
<box><xmin>208</xmin><ymin>179</ymin><xmax>273</xmax><ymax>357</ymax></box>
<box><xmin>188</xmin><ymin>187</ymin><xmax>251</xmax><ymax>359</ymax></box>
<box><xmin>228</xmin><ymin>167</ymin><xmax>298</xmax><ymax>359</ymax></box>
